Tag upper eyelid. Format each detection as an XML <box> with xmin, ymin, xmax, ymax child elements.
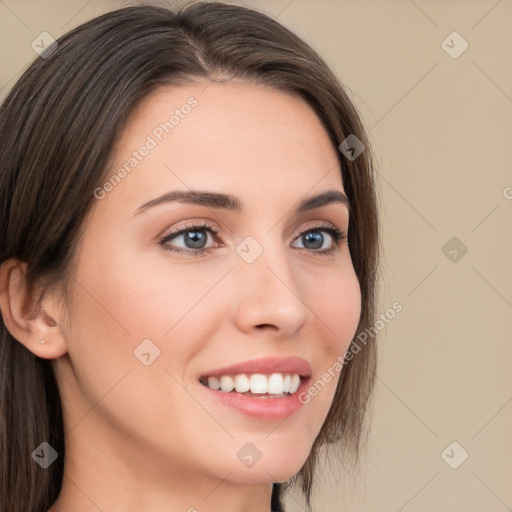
<box><xmin>163</xmin><ymin>220</ymin><xmax>344</xmax><ymax>238</ymax></box>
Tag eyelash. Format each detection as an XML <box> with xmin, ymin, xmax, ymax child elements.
<box><xmin>159</xmin><ymin>221</ymin><xmax>347</xmax><ymax>258</ymax></box>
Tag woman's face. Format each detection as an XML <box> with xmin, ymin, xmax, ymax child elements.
<box><xmin>53</xmin><ymin>81</ymin><xmax>361</xmax><ymax>486</ymax></box>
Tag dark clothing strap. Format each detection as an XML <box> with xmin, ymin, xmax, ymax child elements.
<box><xmin>271</xmin><ymin>483</ymin><xmax>285</xmax><ymax>511</ymax></box>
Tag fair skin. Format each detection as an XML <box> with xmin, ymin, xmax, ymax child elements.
<box><xmin>0</xmin><ymin>81</ymin><xmax>361</xmax><ymax>511</ymax></box>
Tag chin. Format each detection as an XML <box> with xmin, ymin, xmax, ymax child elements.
<box><xmin>224</xmin><ymin>446</ymin><xmax>311</xmax><ymax>484</ymax></box>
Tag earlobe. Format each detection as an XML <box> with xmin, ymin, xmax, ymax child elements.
<box><xmin>0</xmin><ymin>258</ymin><xmax>68</xmax><ymax>359</ymax></box>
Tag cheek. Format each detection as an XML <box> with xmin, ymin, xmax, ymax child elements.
<box><xmin>60</xmin><ymin>250</ymin><xmax>226</xmax><ymax>453</ymax></box>
<box><xmin>65</xmin><ymin>245</ymin><xmax>233</xmax><ymax>399</ymax></box>
<box><xmin>288</xmin><ymin>261</ymin><xmax>361</xmax><ymax>436</ymax></box>
<box><xmin>306</xmin><ymin>261</ymin><xmax>362</xmax><ymax>353</ymax></box>
<box><xmin>74</xmin><ymin>246</ymin><xmax>215</xmax><ymax>339</ymax></box>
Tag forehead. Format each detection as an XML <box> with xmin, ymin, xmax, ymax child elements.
<box><xmin>98</xmin><ymin>80</ymin><xmax>345</xmax><ymax>216</ymax></box>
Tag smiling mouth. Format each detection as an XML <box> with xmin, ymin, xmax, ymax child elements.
<box><xmin>199</xmin><ymin>372</ymin><xmax>304</xmax><ymax>398</ymax></box>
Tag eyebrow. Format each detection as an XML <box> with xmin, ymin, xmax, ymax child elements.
<box><xmin>132</xmin><ymin>188</ymin><xmax>350</xmax><ymax>218</ymax></box>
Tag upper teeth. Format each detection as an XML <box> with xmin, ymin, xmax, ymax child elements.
<box><xmin>204</xmin><ymin>373</ymin><xmax>301</xmax><ymax>395</ymax></box>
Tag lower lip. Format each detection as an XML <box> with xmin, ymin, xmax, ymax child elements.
<box><xmin>199</xmin><ymin>378</ymin><xmax>311</xmax><ymax>420</ymax></box>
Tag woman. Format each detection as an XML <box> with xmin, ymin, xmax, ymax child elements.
<box><xmin>0</xmin><ymin>2</ymin><xmax>379</xmax><ymax>511</ymax></box>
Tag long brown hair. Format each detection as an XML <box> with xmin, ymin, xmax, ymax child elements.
<box><xmin>0</xmin><ymin>2</ymin><xmax>379</xmax><ymax>510</ymax></box>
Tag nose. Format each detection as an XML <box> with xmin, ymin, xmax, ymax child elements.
<box><xmin>232</xmin><ymin>237</ymin><xmax>309</xmax><ymax>337</ymax></box>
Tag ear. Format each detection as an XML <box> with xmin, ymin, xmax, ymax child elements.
<box><xmin>0</xmin><ymin>258</ymin><xmax>68</xmax><ymax>359</ymax></box>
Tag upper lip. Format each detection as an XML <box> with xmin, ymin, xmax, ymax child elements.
<box><xmin>200</xmin><ymin>356</ymin><xmax>312</xmax><ymax>378</ymax></box>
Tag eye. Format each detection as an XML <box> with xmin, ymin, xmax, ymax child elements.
<box><xmin>291</xmin><ymin>223</ymin><xmax>347</xmax><ymax>256</ymax></box>
<box><xmin>158</xmin><ymin>221</ymin><xmax>347</xmax><ymax>257</ymax></box>
<box><xmin>159</xmin><ymin>222</ymin><xmax>220</xmax><ymax>257</ymax></box>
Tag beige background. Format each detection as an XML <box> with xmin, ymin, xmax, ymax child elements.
<box><xmin>1</xmin><ymin>1</ymin><xmax>511</xmax><ymax>511</ymax></box>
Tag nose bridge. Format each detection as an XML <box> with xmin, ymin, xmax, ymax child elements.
<box><xmin>232</xmin><ymin>230</ymin><xmax>308</xmax><ymax>333</ymax></box>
